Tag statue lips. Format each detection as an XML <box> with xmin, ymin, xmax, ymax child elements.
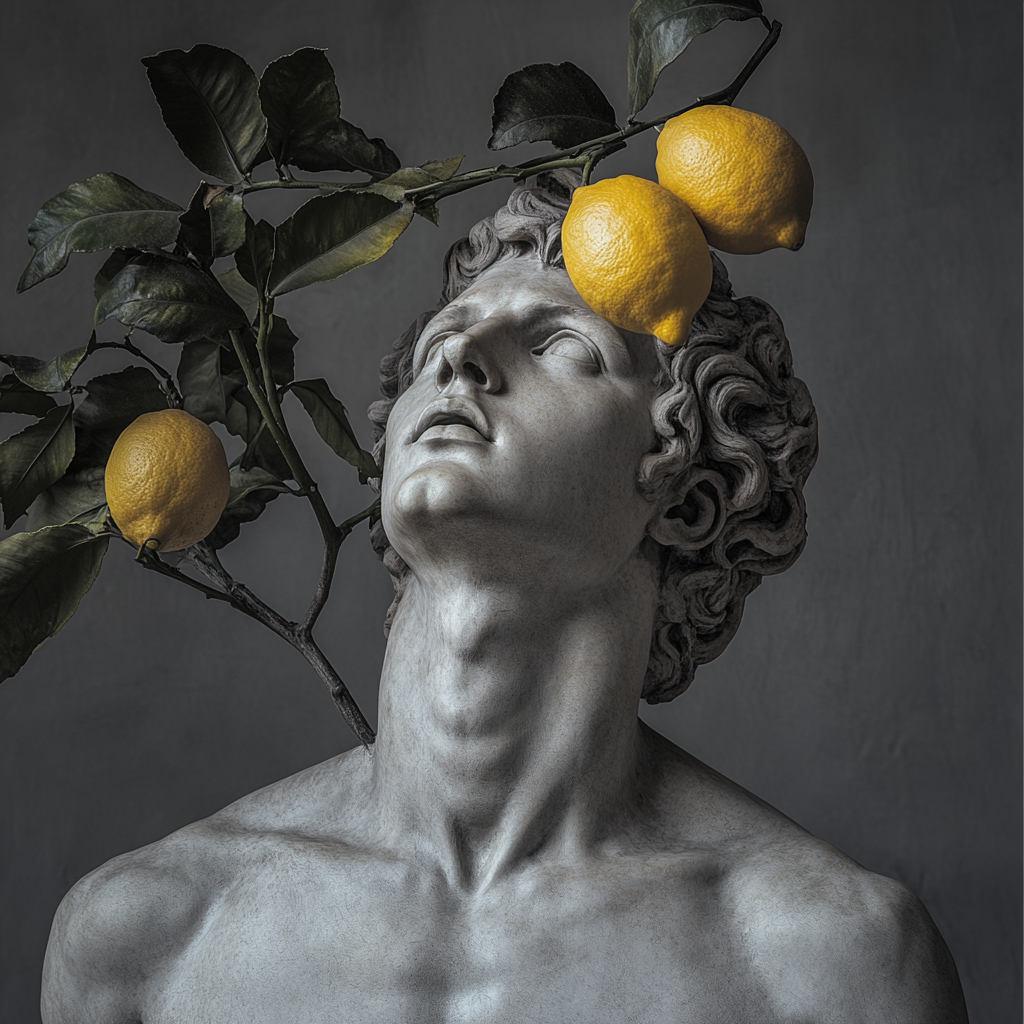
<box><xmin>411</xmin><ymin>397</ymin><xmax>492</xmax><ymax>444</ymax></box>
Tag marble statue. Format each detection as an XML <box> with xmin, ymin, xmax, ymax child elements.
<box><xmin>40</xmin><ymin>170</ymin><xmax>968</xmax><ymax>1023</ymax></box>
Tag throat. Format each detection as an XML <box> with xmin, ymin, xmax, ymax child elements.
<box><xmin>369</xmin><ymin>570</ymin><xmax>657</xmax><ymax>886</ymax></box>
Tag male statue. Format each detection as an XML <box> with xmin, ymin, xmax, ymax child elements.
<box><xmin>41</xmin><ymin>171</ymin><xmax>968</xmax><ymax>1023</ymax></box>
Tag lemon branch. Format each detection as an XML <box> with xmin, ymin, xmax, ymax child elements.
<box><xmin>303</xmin><ymin>498</ymin><xmax>380</xmax><ymax>635</ymax></box>
<box><xmin>226</xmin><ymin>322</ymin><xmax>376</xmax><ymax>748</ymax></box>
<box><xmin>115</xmin><ymin>16</ymin><xmax>784</xmax><ymax>751</ymax></box>
<box><xmin>227</xmin><ymin>325</ymin><xmax>331</xmax><ymax>536</ymax></box>
<box><xmin>247</xmin><ymin>301</ymin><xmax>350</xmax><ymax>635</ymax></box>
<box><xmin>397</xmin><ymin>22</ymin><xmax>782</xmax><ymax>205</ymax></box>
<box><xmin>181</xmin><ymin>540</ymin><xmax>376</xmax><ymax>750</ymax></box>
<box><xmin>133</xmin><ymin>542</ymin><xmax>271</xmax><ymax>623</ymax></box>
<box><xmin>234</xmin><ymin>20</ymin><xmax>781</xmax><ymax>215</ymax></box>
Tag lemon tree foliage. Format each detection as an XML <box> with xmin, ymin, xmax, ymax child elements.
<box><xmin>94</xmin><ymin>254</ymin><xmax>251</xmax><ymax>344</ymax></box>
<box><xmin>0</xmin><ymin>525</ymin><xmax>109</xmax><ymax>683</ymax></box>
<box><xmin>258</xmin><ymin>48</ymin><xmax>399</xmax><ymax>177</ymax></box>
<box><xmin>1</xmin><ymin>340</ymin><xmax>94</xmax><ymax>393</ymax></box>
<box><xmin>0</xmin><ymin>377</ymin><xmax>57</xmax><ymax>417</ymax></box>
<box><xmin>0</xmin><ymin>3</ymin><xmax>789</xmax><ymax>742</ymax></box>
<box><xmin>627</xmin><ymin>0</ymin><xmax>768</xmax><ymax>119</ymax></box>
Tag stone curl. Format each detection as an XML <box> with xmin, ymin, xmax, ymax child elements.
<box><xmin>367</xmin><ymin>168</ymin><xmax>817</xmax><ymax>701</ymax></box>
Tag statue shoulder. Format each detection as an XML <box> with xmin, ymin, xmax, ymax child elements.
<box><xmin>40</xmin><ymin>817</ymin><xmax>230</xmax><ymax>1024</ymax></box>
<box><xmin>729</xmin><ymin>837</ymin><xmax>969</xmax><ymax>1023</ymax></box>
<box><xmin>639</xmin><ymin>732</ymin><xmax>967</xmax><ymax>1020</ymax></box>
<box><xmin>40</xmin><ymin>748</ymin><xmax>371</xmax><ymax>1023</ymax></box>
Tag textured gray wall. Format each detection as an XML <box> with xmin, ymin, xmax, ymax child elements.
<box><xmin>1</xmin><ymin>1</ymin><xmax>1019</xmax><ymax>1020</ymax></box>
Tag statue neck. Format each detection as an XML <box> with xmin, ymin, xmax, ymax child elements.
<box><xmin>369</xmin><ymin>557</ymin><xmax>658</xmax><ymax>891</ymax></box>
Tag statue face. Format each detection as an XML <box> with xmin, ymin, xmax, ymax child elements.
<box><xmin>381</xmin><ymin>259</ymin><xmax>662</xmax><ymax>589</ymax></box>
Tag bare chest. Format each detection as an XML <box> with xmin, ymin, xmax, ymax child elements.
<box><xmin>147</xmin><ymin>854</ymin><xmax>781</xmax><ymax>1024</ymax></box>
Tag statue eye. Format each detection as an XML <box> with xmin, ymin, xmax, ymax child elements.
<box><xmin>533</xmin><ymin>333</ymin><xmax>601</xmax><ymax>370</ymax></box>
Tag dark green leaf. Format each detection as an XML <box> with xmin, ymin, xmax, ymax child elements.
<box><xmin>402</xmin><ymin>157</ymin><xmax>463</xmax><ymax>224</ymax></box>
<box><xmin>0</xmin><ymin>404</ymin><xmax>75</xmax><ymax>528</ymax></box>
<box><xmin>269</xmin><ymin>192</ymin><xmax>414</xmax><ymax>297</ymax></box>
<box><xmin>18</xmin><ymin>173</ymin><xmax>183</xmax><ymax>293</ymax></box>
<box><xmin>627</xmin><ymin>0</ymin><xmax>764</xmax><ymax>119</ymax></box>
<box><xmin>250</xmin><ymin>141</ymin><xmax>273</xmax><ymax>169</ymax></box>
<box><xmin>223</xmin><ymin>389</ymin><xmax>290</xmax><ymax>480</ymax></box>
<box><xmin>420</xmin><ymin>156</ymin><xmax>464</xmax><ymax>180</ymax></box>
<box><xmin>206</xmin><ymin>465</ymin><xmax>287</xmax><ymax>550</ymax></box>
<box><xmin>224</xmin><ymin>386</ymin><xmax>261</xmax><ymax>443</ymax></box>
<box><xmin>177</xmin><ymin>183</ymin><xmax>246</xmax><ymax>264</ymax></box>
<box><xmin>0</xmin><ymin>336</ymin><xmax>94</xmax><ymax>393</ymax></box>
<box><xmin>0</xmin><ymin>525</ymin><xmax>109</xmax><ymax>684</ymax></box>
<box><xmin>235</xmin><ymin>216</ymin><xmax>276</xmax><ymax>295</ymax></box>
<box><xmin>217</xmin><ymin>268</ymin><xmax>259</xmax><ymax>324</ymax></box>
<box><xmin>289</xmin><ymin>119</ymin><xmax>400</xmax><ymax>178</ymax></box>
<box><xmin>264</xmin><ymin>316</ymin><xmax>298</xmax><ymax>385</ymax></box>
<box><xmin>26</xmin><ymin>467</ymin><xmax>107</xmax><ymax>532</ymax></box>
<box><xmin>227</xmin><ymin>464</ymin><xmax>291</xmax><ymax>505</ymax></box>
<box><xmin>71</xmin><ymin>366</ymin><xmax>168</xmax><ymax>472</ymax></box>
<box><xmin>365</xmin><ymin>162</ymin><xmax>456</xmax><ymax>200</ymax></box>
<box><xmin>362</xmin><ymin>164</ymin><xmax>456</xmax><ymax>225</ymax></box>
<box><xmin>142</xmin><ymin>45</ymin><xmax>267</xmax><ymax>184</ymax></box>
<box><xmin>94</xmin><ymin>249</ymin><xmax>136</xmax><ymax>300</ymax></box>
<box><xmin>289</xmin><ymin>377</ymin><xmax>378</xmax><ymax>481</ymax></box>
<box><xmin>95</xmin><ymin>253</ymin><xmax>248</xmax><ymax>345</ymax></box>
<box><xmin>488</xmin><ymin>63</ymin><xmax>618</xmax><ymax>150</ymax></box>
<box><xmin>366</xmin><ymin>166</ymin><xmax>439</xmax><ymax>202</ymax></box>
<box><xmin>259</xmin><ymin>48</ymin><xmax>341</xmax><ymax>167</ymax></box>
<box><xmin>177</xmin><ymin>341</ymin><xmax>237</xmax><ymax>424</ymax></box>
<box><xmin>0</xmin><ymin>375</ymin><xmax>57</xmax><ymax>416</ymax></box>
<box><xmin>416</xmin><ymin>204</ymin><xmax>440</xmax><ymax>227</ymax></box>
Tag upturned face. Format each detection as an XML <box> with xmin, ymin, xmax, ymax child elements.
<box><xmin>381</xmin><ymin>259</ymin><xmax>663</xmax><ymax>590</ymax></box>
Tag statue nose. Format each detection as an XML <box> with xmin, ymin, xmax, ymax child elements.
<box><xmin>435</xmin><ymin>333</ymin><xmax>500</xmax><ymax>393</ymax></box>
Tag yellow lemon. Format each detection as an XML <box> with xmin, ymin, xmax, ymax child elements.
<box><xmin>655</xmin><ymin>105</ymin><xmax>813</xmax><ymax>254</ymax></box>
<box><xmin>561</xmin><ymin>175</ymin><xmax>712</xmax><ymax>346</ymax></box>
<box><xmin>105</xmin><ymin>408</ymin><xmax>230</xmax><ymax>552</ymax></box>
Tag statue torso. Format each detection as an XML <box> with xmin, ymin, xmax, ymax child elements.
<box><xmin>145</xmin><ymin>830</ymin><xmax>785</xmax><ymax>1024</ymax></box>
<box><xmin>44</xmin><ymin>736</ymin><xmax>964</xmax><ymax>1024</ymax></box>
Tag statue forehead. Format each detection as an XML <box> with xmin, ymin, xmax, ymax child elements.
<box><xmin>442</xmin><ymin>258</ymin><xmax>581</xmax><ymax>316</ymax></box>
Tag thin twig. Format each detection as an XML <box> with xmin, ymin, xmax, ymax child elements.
<box><xmin>181</xmin><ymin>544</ymin><xmax>377</xmax><ymax>750</ymax></box>
<box><xmin>301</xmin><ymin>499</ymin><xmax>380</xmax><ymax>634</ymax></box>
<box><xmin>92</xmin><ymin>336</ymin><xmax>183</xmax><ymax>406</ymax></box>
<box><xmin>131</xmin><ymin>543</ymin><xmax>259</xmax><ymax>621</ymax></box>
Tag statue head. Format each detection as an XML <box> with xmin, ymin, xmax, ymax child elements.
<box><xmin>368</xmin><ymin>169</ymin><xmax>818</xmax><ymax>702</ymax></box>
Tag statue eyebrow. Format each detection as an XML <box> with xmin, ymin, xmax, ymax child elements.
<box><xmin>518</xmin><ymin>303</ymin><xmax>616</xmax><ymax>337</ymax></box>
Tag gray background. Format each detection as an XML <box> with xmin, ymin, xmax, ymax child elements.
<box><xmin>1</xmin><ymin>0</ymin><xmax>1019</xmax><ymax>1020</ymax></box>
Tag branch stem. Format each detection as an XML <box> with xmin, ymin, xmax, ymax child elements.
<box><xmin>93</xmin><ymin>337</ymin><xmax>183</xmax><ymax>407</ymax></box>
<box><xmin>184</xmin><ymin>544</ymin><xmax>377</xmax><ymax>750</ymax></box>
<box><xmin>133</xmin><ymin>543</ymin><xmax>261</xmax><ymax>622</ymax></box>
<box><xmin>221</xmin><ymin>329</ymin><xmax>373</xmax><ymax>747</ymax></box>
<box><xmin>227</xmin><ymin>327</ymin><xmax>335</xmax><ymax>542</ymax></box>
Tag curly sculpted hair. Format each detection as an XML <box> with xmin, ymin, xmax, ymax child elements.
<box><xmin>367</xmin><ymin>169</ymin><xmax>818</xmax><ymax>702</ymax></box>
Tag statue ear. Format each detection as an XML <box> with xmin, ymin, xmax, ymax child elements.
<box><xmin>648</xmin><ymin>469</ymin><xmax>728</xmax><ymax>551</ymax></box>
